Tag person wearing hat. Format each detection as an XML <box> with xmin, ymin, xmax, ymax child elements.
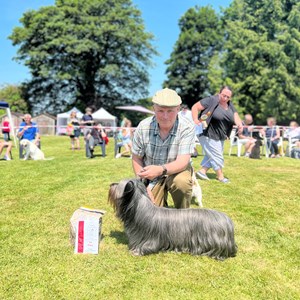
<box><xmin>132</xmin><ymin>88</ymin><xmax>195</xmax><ymax>208</ymax></box>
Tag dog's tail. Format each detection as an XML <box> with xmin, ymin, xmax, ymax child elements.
<box><xmin>44</xmin><ymin>157</ymin><xmax>55</xmax><ymax>160</ymax></box>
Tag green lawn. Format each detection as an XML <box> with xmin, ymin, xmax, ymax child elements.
<box><xmin>1</xmin><ymin>136</ymin><xmax>299</xmax><ymax>300</ymax></box>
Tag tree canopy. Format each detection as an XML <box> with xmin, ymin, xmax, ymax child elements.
<box><xmin>222</xmin><ymin>0</ymin><xmax>300</xmax><ymax>124</ymax></box>
<box><xmin>164</xmin><ymin>6</ymin><xmax>223</xmax><ymax>108</ymax></box>
<box><xmin>164</xmin><ymin>0</ymin><xmax>300</xmax><ymax>124</ymax></box>
<box><xmin>9</xmin><ymin>0</ymin><xmax>157</xmax><ymax>114</ymax></box>
<box><xmin>0</xmin><ymin>84</ymin><xmax>28</xmax><ymax>113</ymax></box>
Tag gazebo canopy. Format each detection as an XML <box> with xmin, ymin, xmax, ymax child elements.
<box><xmin>56</xmin><ymin>107</ymin><xmax>83</xmax><ymax>135</ymax></box>
<box><xmin>116</xmin><ymin>105</ymin><xmax>154</xmax><ymax>114</ymax></box>
<box><xmin>92</xmin><ymin>108</ymin><xmax>117</xmax><ymax>129</ymax></box>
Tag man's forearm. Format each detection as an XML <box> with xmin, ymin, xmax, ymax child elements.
<box><xmin>132</xmin><ymin>155</ymin><xmax>144</xmax><ymax>176</ymax></box>
<box><xmin>162</xmin><ymin>155</ymin><xmax>190</xmax><ymax>175</ymax></box>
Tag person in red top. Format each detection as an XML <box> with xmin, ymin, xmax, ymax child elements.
<box><xmin>2</xmin><ymin>116</ymin><xmax>10</xmax><ymax>141</ymax></box>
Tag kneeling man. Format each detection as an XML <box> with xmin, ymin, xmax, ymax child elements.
<box><xmin>132</xmin><ymin>88</ymin><xmax>195</xmax><ymax>208</ymax></box>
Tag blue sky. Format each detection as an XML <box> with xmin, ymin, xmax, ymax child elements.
<box><xmin>0</xmin><ymin>0</ymin><xmax>231</xmax><ymax>98</ymax></box>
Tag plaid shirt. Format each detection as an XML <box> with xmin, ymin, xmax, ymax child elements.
<box><xmin>132</xmin><ymin>115</ymin><xmax>195</xmax><ymax>166</ymax></box>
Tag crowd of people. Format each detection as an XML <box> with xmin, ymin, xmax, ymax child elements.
<box><xmin>0</xmin><ymin>107</ymin><xmax>134</xmax><ymax>160</ymax></box>
<box><xmin>0</xmin><ymin>88</ymin><xmax>299</xmax><ymax>212</ymax></box>
<box><xmin>1</xmin><ymin>89</ymin><xmax>299</xmax><ymax>172</ymax></box>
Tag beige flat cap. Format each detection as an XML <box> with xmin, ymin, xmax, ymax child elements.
<box><xmin>152</xmin><ymin>88</ymin><xmax>182</xmax><ymax>107</ymax></box>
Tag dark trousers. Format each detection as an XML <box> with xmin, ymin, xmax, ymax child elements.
<box><xmin>267</xmin><ymin>139</ymin><xmax>279</xmax><ymax>155</ymax></box>
<box><xmin>3</xmin><ymin>132</ymin><xmax>10</xmax><ymax>141</ymax></box>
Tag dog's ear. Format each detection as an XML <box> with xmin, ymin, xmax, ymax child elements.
<box><xmin>123</xmin><ymin>180</ymin><xmax>136</xmax><ymax>198</ymax></box>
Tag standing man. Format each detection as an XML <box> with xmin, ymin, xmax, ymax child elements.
<box><xmin>132</xmin><ymin>88</ymin><xmax>195</xmax><ymax>208</ymax></box>
<box><xmin>81</xmin><ymin>107</ymin><xmax>94</xmax><ymax>141</ymax></box>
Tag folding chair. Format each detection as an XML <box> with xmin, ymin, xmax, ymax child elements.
<box><xmin>287</xmin><ymin>136</ymin><xmax>298</xmax><ymax>157</ymax></box>
<box><xmin>228</xmin><ymin>129</ymin><xmax>243</xmax><ymax>157</ymax></box>
<box><xmin>85</xmin><ymin>138</ymin><xmax>106</xmax><ymax>158</ymax></box>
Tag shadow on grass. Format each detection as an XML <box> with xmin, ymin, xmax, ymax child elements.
<box><xmin>109</xmin><ymin>230</ymin><xmax>128</xmax><ymax>245</ymax></box>
<box><xmin>89</xmin><ymin>154</ymin><xmax>107</xmax><ymax>158</ymax></box>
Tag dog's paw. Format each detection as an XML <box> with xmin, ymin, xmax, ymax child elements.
<box><xmin>130</xmin><ymin>249</ymin><xmax>142</xmax><ymax>256</ymax></box>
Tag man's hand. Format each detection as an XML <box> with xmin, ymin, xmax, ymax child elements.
<box><xmin>237</xmin><ymin>124</ymin><xmax>243</xmax><ymax>134</ymax></box>
<box><xmin>137</xmin><ymin>165</ymin><xmax>164</xmax><ymax>181</ymax></box>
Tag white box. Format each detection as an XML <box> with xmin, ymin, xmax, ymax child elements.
<box><xmin>70</xmin><ymin>207</ymin><xmax>105</xmax><ymax>254</ymax></box>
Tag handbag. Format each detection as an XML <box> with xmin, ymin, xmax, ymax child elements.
<box><xmin>66</xmin><ymin>124</ymin><xmax>74</xmax><ymax>136</ymax></box>
<box><xmin>103</xmin><ymin>136</ymin><xmax>109</xmax><ymax>145</ymax></box>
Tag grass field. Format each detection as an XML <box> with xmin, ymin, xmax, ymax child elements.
<box><xmin>1</xmin><ymin>136</ymin><xmax>299</xmax><ymax>300</ymax></box>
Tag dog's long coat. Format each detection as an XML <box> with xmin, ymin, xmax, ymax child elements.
<box><xmin>109</xmin><ymin>179</ymin><xmax>237</xmax><ymax>260</ymax></box>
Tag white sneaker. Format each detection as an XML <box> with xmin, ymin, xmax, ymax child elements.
<box><xmin>115</xmin><ymin>153</ymin><xmax>122</xmax><ymax>159</ymax></box>
<box><xmin>196</xmin><ymin>171</ymin><xmax>210</xmax><ymax>180</ymax></box>
<box><xmin>4</xmin><ymin>155</ymin><xmax>11</xmax><ymax>161</ymax></box>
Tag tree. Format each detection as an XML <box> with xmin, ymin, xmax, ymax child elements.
<box><xmin>222</xmin><ymin>0</ymin><xmax>300</xmax><ymax>124</ymax></box>
<box><xmin>164</xmin><ymin>6</ymin><xmax>223</xmax><ymax>108</ymax></box>
<box><xmin>9</xmin><ymin>0</ymin><xmax>157</xmax><ymax>114</ymax></box>
<box><xmin>0</xmin><ymin>84</ymin><xmax>28</xmax><ymax>113</ymax></box>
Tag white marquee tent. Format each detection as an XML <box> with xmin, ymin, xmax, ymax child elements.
<box><xmin>56</xmin><ymin>107</ymin><xmax>83</xmax><ymax>135</ymax></box>
<box><xmin>92</xmin><ymin>108</ymin><xmax>117</xmax><ymax>129</ymax></box>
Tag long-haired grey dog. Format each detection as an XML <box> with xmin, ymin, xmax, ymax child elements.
<box><xmin>108</xmin><ymin>179</ymin><xmax>237</xmax><ymax>260</ymax></box>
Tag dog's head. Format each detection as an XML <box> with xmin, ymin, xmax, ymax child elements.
<box><xmin>108</xmin><ymin>179</ymin><xmax>148</xmax><ymax>219</ymax></box>
<box><xmin>20</xmin><ymin>139</ymin><xmax>30</xmax><ymax>148</ymax></box>
<box><xmin>108</xmin><ymin>180</ymin><xmax>135</xmax><ymax>209</ymax></box>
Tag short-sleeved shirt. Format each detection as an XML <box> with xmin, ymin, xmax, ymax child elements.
<box><xmin>82</xmin><ymin>114</ymin><xmax>93</xmax><ymax>126</ymax></box>
<box><xmin>2</xmin><ymin>121</ymin><xmax>10</xmax><ymax>133</ymax></box>
<box><xmin>132</xmin><ymin>115</ymin><xmax>195</xmax><ymax>167</ymax></box>
<box><xmin>18</xmin><ymin>121</ymin><xmax>39</xmax><ymax>141</ymax></box>
<box><xmin>178</xmin><ymin>110</ymin><xmax>193</xmax><ymax>123</ymax></box>
<box><xmin>242</xmin><ymin>126</ymin><xmax>251</xmax><ymax>137</ymax></box>
<box><xmin>266</xmin><ymin>126</ymin><xmax>278</xmax><ymax>139</ymax></box>
<box><xmin>200</xmin><ymin>96</ymin><xmax>236</xmax><ymax>141</ymax></box>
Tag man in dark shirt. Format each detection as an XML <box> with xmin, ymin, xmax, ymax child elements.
<box><xmin>82</xmin><ymin>107</ymin><xmax>94</xmax><ymax>141</ymax></box>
